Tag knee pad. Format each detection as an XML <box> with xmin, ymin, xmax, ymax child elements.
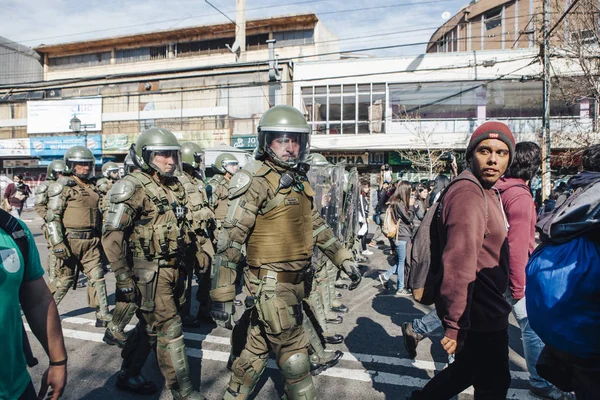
<box><xmin>280</xmin><ymin>353</ymin><xmax>310</xmax><ymax>382</ymax></box>
<box><xmin>159</xmin><ymin>316</ymin><xmax>183</xmax><ymax>341</ymax></box>
<box><xmin>284</xmin><ymin>377</ymin><xmax>317</xmax><ymax>400</ymax></box>
<box><xmin>229</xmin><ymin>354</ymin><xmax>268</xmax><ymax>396</ymax></box>
<box><xmin>89</xmin><ymin>266</ymin><xmax>105</xmax><ymax>281</ymax></box>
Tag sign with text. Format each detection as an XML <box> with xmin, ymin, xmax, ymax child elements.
<box><xmin>3</xmin><ymin>159</ymin><xmax>39</xmax><ymax>168</ymax></box>
<box><xmin>30</xmin><ymin>134</ymin><xmax>102</xmax><ymax>157</ymax></box>
<box><xmin>0</xmin><ymin>138</ymin><xmax>31</xmax><ymax>157</ymax></box>
<box><xmin>102</xmin><ymin>130</ymin><xmax>231</xmax><ymax>154</ymax></box>
<box><xmin>231</xmin><ymin>135</ymin><xmax>258</xmax><ymax>150</ymax></box>
<box><xmin>322</xmin><ymin>152</ymin><xmax>369</xmax><ymax>166</ymax></box>
<box><xmin>27</xmin><ymin>97</ymin><xmax>103</xmax><ymax>134</ymax></box>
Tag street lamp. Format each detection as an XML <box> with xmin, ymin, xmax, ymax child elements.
<box><xmin>69</xmin><ymin>115</ymin><xmax>87</xmax><ymax>147</ymax></box>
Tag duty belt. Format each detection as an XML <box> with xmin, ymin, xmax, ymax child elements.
<box><xmin>65</xmin><ymin>230</ymin><xmax>96</xmax><ymax>240</ymax></box>
<box><xmin>248</xmin><ymin>267</ymin><xmax>305</xmax><ymax>284</ymax></box>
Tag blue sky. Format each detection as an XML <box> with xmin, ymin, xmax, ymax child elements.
<box><xmin>4</xmin><ymin>0</ymin><xmax>468</xmax><ymax>56</ymax></box>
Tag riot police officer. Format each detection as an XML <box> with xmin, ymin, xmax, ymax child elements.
<box><xmin>102</xmin><ymin>128</ymin><xmax>207</xmax><ymax>399</ymax></box>
<box><xmin>34</xmin><ymin>160</ymin><xmax>66</xmax><ymax>285</ymax></box>
<box><xmin>210</xmin><ymin>105</ymin><xmax>362</xmax><ymax>400</ymax></box>
<box><xmin>207</xmin><ymin>153</ymin><xmax>238</xmax><ymax>230</ymax></box>
<box><xmin>96</xmin><ymin>162</ymin><xmax>120</xmax><ymax>211</ymax></box>
<box><xmin>123</xmin><ymin>153</ymin><xmax>141</xmax><ymax>175</ymax></box>
<box><xmin>46</xmin><ymin>146</ymin><xmax>112</xmax><ymax>327</ymax></box>
<box><xmin>179</xmin><ymin>141</ymin><xmax>216</xmax><ymax>325</ymax></box>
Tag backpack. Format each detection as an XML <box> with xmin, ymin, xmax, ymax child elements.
<box><xmin>381</xmin><ymin>205</ymin><xmax>398</xmax><ymax>239</ymax></box>
<box><xmin>526</xmin><ymin>236</ymin><xmax>600</xmax><ymax>358</ymax></box>
<box><xmin>536</xmin><ymin>177</ymin><xmax>600</xmax><ymax>244</ymax></box>
<box><xmin>0</xmin><ymin>209</ymin><xmax>29</xmax><ymax>265</ymax></box>
<box><xmin>408</xmin><ymin>174</ymin><xmax>487</xmax><ymax>305</ymax></box>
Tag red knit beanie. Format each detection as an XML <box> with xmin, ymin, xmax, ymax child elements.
<box><xmin>467</xmin><ymin>121</ymin><xmax>516</xmax><ymax>165</ymax></box>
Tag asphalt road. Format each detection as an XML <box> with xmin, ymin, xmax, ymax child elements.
<box><xmin>20</xmin><ymin>210</ymin><xmax>537</xmax><ymax>400</ymax></box>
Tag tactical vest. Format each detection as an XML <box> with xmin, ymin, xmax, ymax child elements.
<box><xmin>62</xmin><ymin>182</ymin><xmax>100</xmax><ymax>231</ymax></box>
<box><xmin>246</xmin><ymin>168</ymin><xmax>314</xmax><ymax>267</ymax></box>
<box><xmin>179</xmin><ymin>172</ymin><xmax>207</xmax><ymax>232</ymax></box>
<box><xmin>209</xmin><ymin>175</ymin><xmax>229</xmax><ymax>221</ymax></box>
<box><xmin>125</xmin><ymin>172</ymin><xmax>189</xmax><ymax>262</ymax></box>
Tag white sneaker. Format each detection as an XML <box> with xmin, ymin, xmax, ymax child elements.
<box><xmin>361</xmin><ymin>250</ymin><xmax>373</xmax><ymax>256</ymax></box>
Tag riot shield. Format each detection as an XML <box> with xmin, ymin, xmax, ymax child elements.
<box><xmin>307</xmin><ymin>163</ymin><xmax>345</xmax><ymax>242</ymax></box>
<box><xmin>341</xmin><ymin>167</ymin><xmax>360</xmax><ymax>249</ymax></box>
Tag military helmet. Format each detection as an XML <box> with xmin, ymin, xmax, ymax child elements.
<box><xmin>123</xmin><ymin>153</ymin><xmax>140</xmax><ymax>174</ymax></box>
<box><xmin>307</xmin><ymin>153</ymin><xmax>329</xmax><ymax>166</ymax></box>
<box><xmin>102</xmin><ymin>162</ymin><xmax>120</xmax><ymax>178</ymax></box>
<box><xmin>213</xmin><ymin>153</ymin><xmax>239</xmax><ymax>175</ymax></box>
<box><xmin>130</xmin><ymin>127</ymin><xmax>182</xmax><ymax>177</ymax></box>
<box><xmin>46</xmin><ymin>160</ymin><xmax>66</xmax><ymax>180</ymax></box>
<box><xmin>256</xmin><ymin>105</ymin><xmax>311</xmax><ymax>169</ymax></box>
<box><xmin>64</xmin><ymin>145</ymin><xmax>95</xmax><ymax>179</ymax></box>
<box><xmin>181</xmin><ymin>142</ymin><xmax>204</xmax><ymax>170</ymax></box>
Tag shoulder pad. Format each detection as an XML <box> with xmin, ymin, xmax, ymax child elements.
<box><xmin>228</xmin><ymin>170</ymin><xmax>253</xmax><ymax>199</ymax></box>
<box><xmin>35</xmin><ymin>182</ymin><xmax>49</xmax><ymax>194</ymax></box>
<box><xmin>108</xmin><ymin>179</ymin><xmax>137</xmax><ymax>204</ymax></box>
<box><xmin>242</xmin><ymin>160</ymin><xmax>271</xmax><ymax>177</ymax></box>
<box><xmin>207</xmin><ymin>175</ymin><xmax>222</xmax><ymax>185</ymax></box>
<box><xmin>48</xmin><ymin>182</ymin><xmax>65</xmax><ymax>197</ymax></box>
<box><xmin>57</xmin><ymin>176</ymin><xmax>76</xmax><ymax>187</ymax></box>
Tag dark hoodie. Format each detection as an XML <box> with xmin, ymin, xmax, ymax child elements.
<box><xmin>495</xmin><ymin>177</ymin><xmax>537</xmax><ymax>301</ymax></box>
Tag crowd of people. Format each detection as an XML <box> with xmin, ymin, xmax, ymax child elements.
<box><xmin>2</xmin><ymin>112</ymin><xmax>598</xmax><ymax>400</ymax></box>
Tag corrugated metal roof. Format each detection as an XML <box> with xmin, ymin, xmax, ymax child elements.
<box><xmin>0</xmin><ymin>36</ymin><xmax>40</xmax><ymax>60</ymax></box>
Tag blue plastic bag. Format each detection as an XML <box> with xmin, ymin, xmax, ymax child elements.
<box><xmin>526</xmin><ymin>236</ymin><xmax>600</xmax><ymax>358</ymax></box>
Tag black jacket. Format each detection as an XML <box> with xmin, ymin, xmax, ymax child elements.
<box><xmin>391</xmin><ymin>200</ymin><xmax>414</xmax><ymax>241</ymax></box>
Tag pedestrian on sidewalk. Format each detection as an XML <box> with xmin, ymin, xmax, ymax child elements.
<box><xmin>358</xmin><ymin>181</ymin><xmax>373</xmax><ymax>256</ymax></box>
<box><xmin>410</xmin><ymin>121</ymin><xmax>515</xmax><ymax>400</ymax></box>
<box><xmin>378</xmin><ymin>180</ymin><xmax>414</xmax><ymax>296</ymax></box>
<box><xmin>3</xmin><ymin>175</ymin><xmax>31</xmax><ymax>219</ymax></box>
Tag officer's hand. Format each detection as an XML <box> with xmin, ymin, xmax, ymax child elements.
<box><xmin>342</xmin><ymin>260</ymin><xmax>362</xmax><ymax>291</ymax></box>
<box><xmin>52</xmin><ymin>243</ymin><xmax>72</xmax><ymax>260</ymax></box>
<box><xmin>211</xmin><ymin>301</ymin><xmax>235</xmax><ymax>330</ymax></box>
<box><xmin>115</xmin><ymin>277</ymin><xmax>138</xmax><ymax>303</ymax></box>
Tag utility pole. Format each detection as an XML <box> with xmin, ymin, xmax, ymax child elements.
<box><xmin>236</xmin><ymin>0</ymin><xmax>246</xmax><ymax>62</ymax></box>
<box><xmin>541</xmin><ymin>0</ymin><xmax>551</xmax><ymax>201</ymax></box>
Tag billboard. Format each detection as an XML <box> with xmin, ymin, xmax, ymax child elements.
<box><xmin>102</xmin><ymin>130</ymin><xmax>231</xmax><ymax>154</ymax></box>
<box><xmin>27</xmin><ymin>97</ymin><xmax>102</xmax><ymax>134</ymax></box>
<box><xmin>30</xmin><ymin>134</ymin><xmax>102</xmax><ymax>158</ymax></box>
<box><xmin>0</xmin><ymin>138</ymin><xmax>31</xmax><ymax>157</ymax></box>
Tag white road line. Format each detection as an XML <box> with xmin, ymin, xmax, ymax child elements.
<box><xmin>24</xmin><ymin>324</ymin><xmax>536</xmax><ymax>398</ymax></box>
<box><xmin>58</xmin><ymin>316</ymin><xmax>529</xmax><ymax>381</ymax></box>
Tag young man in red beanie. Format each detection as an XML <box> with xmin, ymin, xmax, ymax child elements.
<box><xmin>411</xmin><ymin>121</ymin><xmax>515</xmax><ymax>399</ymax></box>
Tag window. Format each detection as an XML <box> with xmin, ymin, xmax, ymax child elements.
<box><xmin>176</xmin><ymin>38</ymin><xmax>234</xmax><ymax>56</ymax></box>
<box><xmin>273</xmin><ymin>30</ymin><xmax>314</xmax><ymax>47</ymax></box>
<box><xmin>571</xmin><ymin>29</ymin><xmax>597</xmax><ymax>45</ymax></box>
<box><xmin>390</xmin><ymin>82</ymin><xmax>479</xmax><ymax>119</ymax></box>
<box><xmin>115</xmin><ymin>46</ymin><xmax>167</xmax><ymax>64</ymax></box>
<box><xmin>486</xmin><ymin>81</ymin><xmax>542</xmax><ymax>118</ymax></box>
<box><xmin>246</xmin><ymin>33</ymin><xmax>269</xmax><ymax>50</ymax></box>
<box><xmin>48</xmin><ymin>52</ymin><xmax>111</xmax><ymax>69</ymax></box>
<box><xmin>484</xmin><ymin>8</ymin><xmax>502</xmax><ymax>31</ymax></box>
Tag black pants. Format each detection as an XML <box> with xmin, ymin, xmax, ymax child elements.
<box><xmin>19</xmin><ymin>380</ymin><xmax>37</xmax><ymax>400</ymax></box>
<box><xmin>412</xmin><ymin>329</ymin><xmax>510</xmax><ymax>400</ymax></box>
<box><xmin>536</xmin><ymin>345</ymin><xmax>600</xmax><ymax>400</ymax></box>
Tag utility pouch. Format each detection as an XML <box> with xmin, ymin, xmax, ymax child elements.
<box><xmin>256</xmin><ymin>295</ymin><xmax>293</xmax><ymax>335</ymax></box>
<box><xmin>135</xmin><ymin>263</ymin><xmax>159</xmax><ymax>312</ymax></box>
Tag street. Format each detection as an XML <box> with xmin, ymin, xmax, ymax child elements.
<box><xmin>21</xmin><ymin>210</ymin><xmax>536</xmax><ymax>400</ymax></box>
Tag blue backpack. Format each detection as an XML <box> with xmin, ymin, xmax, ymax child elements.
<box><xmin>526</xmin><ymin>236</ymin><xmax>600</xmax><ymax>358</ymax></box>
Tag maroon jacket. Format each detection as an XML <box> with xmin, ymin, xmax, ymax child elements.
<box><xmin>3</xmin><ymin>182</ymin><xmax>31</xmax><ymax>208</ymax></box>
<box><xmin>495</xmin><ymin>177</ymin><xmax>537</xmax><ymax>301</ymax></box>
<box><xmin>436</xmin><ymin>170</ymin><xmax>511</xmax><ymax>341</ymax></box>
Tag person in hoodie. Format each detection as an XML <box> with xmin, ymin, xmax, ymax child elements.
<box><xmin>411</xmin><ymin>121</ymin><xmax>514</xmax><ymax>400</ymax></box>
<box><xmin>497</xmin><ymin>142</ymin><xmax>574</xmax><ymax>400</ymax></box>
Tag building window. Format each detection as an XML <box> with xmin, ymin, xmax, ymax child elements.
<box><xmin>390</xmin><ymin>81</ymin><xmax>479</xmax><ymax>120</ymax></box>
<box><xmin>273</xmin><ymin>30</ymin><xmax>314</xmax><ymax>47</ymax></box>
<box><xmin>176</xmin><ymin>38</ymin><xmax>234</xmax><ymax>56</ymax></box>
<box><xmin>484</xmin><ymin>8</ymin><xmax>502</xmax><ymax>31</ymax></box>
<box><xmin>301</xmin><ymin>83</ymin><xmax>385</xmax><ymax>135</ymax></box>
<box><xmin>571</xmin><ymin>29</ymin><xmax>596</xmax><ymax>44</ymax></box>
<box><xmin>246</xmin><ymin>33</ymin><xmax>269</xmax><ymax>50</ymax></box>
<box><xmin>48</xmin><ymin>52</ymin><xmax>111</xmax><ymax>69</ymax></box>
<box><xmin>115</xmin><ymin>46</ymin><xmax>168</xmax><ymax>64</ymax></box>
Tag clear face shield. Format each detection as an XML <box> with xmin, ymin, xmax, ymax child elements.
<box><xmin>223</xmin><ymin>160</ymin><xmax>239</xmax><ymax>175</ymax></box>
<box><xmin>68</xmin><ymin>160</ymin><xmax>95</xmax><ymax>180</ymax></box>
<box><xmin>144</xmin><ymin>147</ymin><xmax>182</xmax><ymax>177</ymax></box>
<box><xmin>265</xmin><ymin>132</ymin><xmax>310</xmax><ymax>168</ymax></box>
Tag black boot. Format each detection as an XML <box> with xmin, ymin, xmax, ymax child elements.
<box><xmin>116</xmin><ymin>371</ymin><xmax>158</xmax><ymax>395</ymax></box>
<box><xmin>331</xmin><ymin>304</ymin><xmax>349</xmax><ymax>314</ymax></box>
<box><xmin>326</xmin><ymin>315</ymin><xmax>343</xmax><ymax>324</ymax></box>
<box><xmin>310</xmin><ymin>350</ymin><xmax>343</xmax><ymax>376</ymax></box>
<box><xmin>324</xmin><ymin>334</ymin><xmax>344</xmax><ymax>344</ymax></box>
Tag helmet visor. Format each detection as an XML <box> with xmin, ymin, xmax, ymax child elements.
<box><xmin>223</xmin><ymin>159</ymin><xmax>239</xmax><ymax>175</ymax></box>
<box><xmin>68</xmin><ymin>160</ymin><xmax>94</xmax><ymax>179</ymax></box>
<box><xmin>264</xmin><ymin>132</ymin><xmax>310</xmax><ymax>167</ymax></box>
<box><xmin>145</xmin><ymin>148</ymin><xmax>182</xmax><ymax>177</ymax></box>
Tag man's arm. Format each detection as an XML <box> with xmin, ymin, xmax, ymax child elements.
<box><xmin>20</xmin><ymin>278</ymin><xmax>67</xmax><ymax>399</ymax></box>
<box><xmin>438</xmin><ymin>185</ymin><xmax>487</xmax><ymax>341</ymax></box>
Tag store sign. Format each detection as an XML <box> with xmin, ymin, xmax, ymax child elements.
<box><xmin>322</xmin><ymin>152</ymin><xmax>369</xmax><ymax>166</ymax></box>
<box><xmin>103</xmin><ymin>130</ymin><xmax>231</xmax><ymax>154</ymax></box>
<box><xmin>231</xmin><ymin>135</ymin><xmax>258</xmax><ymax>150</ymax></box>
<box><xmin>30</xmin><ymin>134</ymin><xmax>102</xmax><ymax>157</ymax></box>
<box><xmin>3</xmin><ymin>159</ymin><xmax>39</xmax><ymax>168</ymax></box>
<box><xmin>0</xmin><ymin>138</ymin><xmax>31</xmax><ymax>157</ymax></box>
<box><xmin>27</xmin><ymin>97</ymin><xmax>102</xmax><ymax>134</ymax></box>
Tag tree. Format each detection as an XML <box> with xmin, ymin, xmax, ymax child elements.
<box><xmin>394</xmin><ymin>107</ymin><xmax>455</xmax><ymax>179</ymax></box>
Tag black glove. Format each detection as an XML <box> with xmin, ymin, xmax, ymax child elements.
<box><xmin>342</xmin><ymin>260</ymin><xmax>362</xmax><ymax>291</ymax></box>
<box><xmin>52</xmin><ymin>242</ymin><xmax>72</xmax><ymax>260</ymax></box>
<box><xmin>211</xmin><ymin>301</ymin><xmax>235</xmax><ymax>330</ymax></box>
